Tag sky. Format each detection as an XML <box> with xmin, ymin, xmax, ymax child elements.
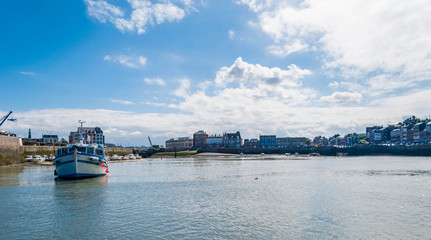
<box><xmin>1</xmin><ymin>0</ymin><xmax>431</xmax><ymax>146</ymax></box>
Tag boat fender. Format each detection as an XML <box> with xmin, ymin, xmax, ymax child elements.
<box><xmin>89</xmin><ymin>157</ymin><xmax>99</xmax><ymax>161</ymax></box>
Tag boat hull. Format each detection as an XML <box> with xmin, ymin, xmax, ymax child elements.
<box><xmin>55</xmin><ymin>152</ymin><xmax>107</xmax><ymax>178</ymax></box>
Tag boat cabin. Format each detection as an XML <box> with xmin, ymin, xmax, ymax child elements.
<box><xmin>56</xmin><ymin>144</ymin><xmax>105</xmax><ymax>157</ymax></box>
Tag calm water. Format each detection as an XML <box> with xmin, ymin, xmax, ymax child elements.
<box><xmin>1</xmin><ymin>155</ymin><xmax>431</xmax><ymax>239</ymax></box>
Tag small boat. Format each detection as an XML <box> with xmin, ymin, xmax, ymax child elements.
<box><xmin>25</xmin><ymin>155</ymin><xmax>33</xmax><ymax>162</ymax></box>
<box><xmin>32</xmin><ymin>155</ymin><xmax>44</xmax><ymax>163</ymax></box>
<box><xmin>110</xmin><ymin>155</ymin><xmax>122</xmax><ymax>160</ymax></box>
<box><xmin>126</xmin><ymin>154</ymin><xmax>136</xmax><ymax>160</ymax></box>
<box><xmin>134</xmin><ymin>154</ymin><xmax>142</xmax><ymax>159</ymax></box>
<box><xmin>54</xmin><ymin>121</ymin><xmax>109</xmax><ymax>178</ymax></box>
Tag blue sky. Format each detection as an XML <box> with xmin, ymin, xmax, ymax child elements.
<box><xmin>1</xmin><ymin>0</ymin><xmax>431</xmax><ymax>146</ymax></box>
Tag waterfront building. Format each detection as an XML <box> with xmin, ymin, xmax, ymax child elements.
<box><xmin>42</xmin><ymin>134</ymin><xmax>58</xmax><ymax>143</ymax></box>
<box><xmin>390</xmin><ymin>129</ymin><xmax>401</xmax><ymax>143</ymax></box>
<box><xmin>260</xmin><ymin>135</ymin><xmax>276</xmax><ymax>148</ymax></box>
<box><xmin>244</xmin><ymin>139</ymin><xmax>259</xmax><ymax>148</ymax></box>
<box><xmin>413</xmin><ymin>122</ymin><xmax>427</xmax><ymax>143</ymax></box>
<box><xmin>276</xmin><ymin>137</ymin><xmax>288</xmax><ymax>148</ymax></box>
<box><xmin>165</xmin><ymin>137</ymin><xmax>193</xmax><ymax>151</ymax></box>
<box><xmin>222</xmin><ymin>131</ymin><xmax>242</xmax><ymax>148</ymax></box>
<box><xmin>278</xmin><ymin>137</ymin><xmax>309</xmax><ymax>147</ymax></box>
<box><xmin>193</xmin><ymin>130</ymin><xmax>208</xmax><ymax>148</ymax></box>
<box><xmin>426</xmin><ymin>122</ymin><xmax>431</xmax><ymax>133</ymax></box>
<box><xmin>401</xmin><ymin>126</ymin><xmax>409</xmax><ymax>143</ymax></box>
<box><xmin>207</xmin><ymin>135</ymin><xmax>223</xmax><ymax>148</ymax></box>
<box><xmin>344</xmin><ymin>133</ymin><xmax>358</xmax><ymax>147</ymax></box>
<box><xmin>366</xmin><ymin>126</ymin><xmax>383</xmax><ymax>143</ymax></box>
<box><xmin>22</xmin><ymin>130</ymin><xmax>58</xmax><ymax>143</ymax></box>
<box><xmin>69</xmin><ymin>127</ymin><xmax>105</xmax><ymax>145</ymax></box>
<box><xmin>313</xmin><ymin>136</ymin><xmax>329</xmax><ymax>146</ymax></box>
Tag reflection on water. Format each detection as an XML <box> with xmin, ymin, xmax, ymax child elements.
<box><xmin>0</xmin><ymin>166</ymin><xmax>24</xmax><ymax>187</ymax></box>
<box><xmin>1</xmin><ymin>156</ymin><xmax>431</xmax><ymax>239</ymax></box>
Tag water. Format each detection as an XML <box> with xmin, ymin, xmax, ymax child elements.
<box><xmin>1</xmin><ymin>155</ymin><xmax>431</xmax><ymax>239</ymax></box>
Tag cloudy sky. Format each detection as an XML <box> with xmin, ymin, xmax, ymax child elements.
<box><xmin>1</xmin><ymin>0</ymin><xmax>431</xmax><ymax>146</ymax></box>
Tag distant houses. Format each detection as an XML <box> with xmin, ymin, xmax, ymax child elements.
<box><xmin>165</xmin><ymin>130</ymin><xmax>310</xmax><ymax>151</ymax></box>
<box><xmin>163</xmin><ymin>116</ymin><xmax>431</xmax><ymax>151</ymax></box>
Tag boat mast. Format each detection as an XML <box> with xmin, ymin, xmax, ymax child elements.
<box><xmin>78</xmin><ymin>120</ymin><xmax>86</xmax><ymax>144</ymax></box>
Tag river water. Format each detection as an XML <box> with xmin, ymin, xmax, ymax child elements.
<box><xmin>1</xmin><ymin>155</ymin><xmax>431</xmax><ymax>239</ymax></box>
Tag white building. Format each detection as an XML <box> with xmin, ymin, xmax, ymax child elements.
<box><xmin>69</xmin><ymin>127</ymin><xmax>105</xmax><ymax>145</ymax></box>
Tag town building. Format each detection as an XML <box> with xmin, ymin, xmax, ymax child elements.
<box><xmin>413</xmin><ymin>122</ymin><xmax>427</xmax><ymax>143</ymax></box>
<box><xmin>193</xmin><ymin>130</ymin><xmax>208</xmax><ymax>148</ymax></box>
<box><xmin>276</xmin><ymin>137</ymin><xmax>288</xmax><ymax>148</ymax></box>
<box><xmin>390</xmin><ymin>129</ymin><xmax>401</xmax><ymax>143</ymax></box>
<box><xmin>22</xmin><ymin>129</ymin><xmax>58</xmax><ymax>143</ymax></box>
<box><xmin>313</xmin><ymin>136</ymin><xmax>329</xmax><ymax>146</ymax></box>
<box><xmin>277</xmin><ymin>137</ymin><xmax>309</xmax><ymax>147</ymax></box>
<box><xmin>207</xmin><ymin>134</ymin><xmax>223</xmax><ymax>148</ymax></box>
<box><xmin>260</xmin><ymin>135</ymin><xmax>276</xmax><ymax>148</ymax></box>
<box><xmin>165</xmin><ymin>137</ymin><xmax>193</xmax><ymax>151</ymax></box>
<box><xmin>69</xmin><ymin>127</ymin><xmax>105</xmax><ymax>145</ymax></box>
<box><xmin>344</xmin><ymin>133</ymin><xmax>358</xmax><ymax>147</ymax></box>
<box><xmin>244</xmin><ymin>139</ymin><xmax>259</xmax><ymax>148</ymax></box>
<box><xmin>222</xmin><ymin>131</ymin><xmax>242</xmax><ymax>148</ymax></box>
<box><xmin>42</xmin><ymin>134</ymin><xmax>58</xmax><ymax>143</ymax></box>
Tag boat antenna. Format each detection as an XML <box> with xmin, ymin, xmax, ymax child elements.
<box><xmin>78</xmin><ymin>120</ymin><xmax>86</xmax><ymax>144</ymax></box>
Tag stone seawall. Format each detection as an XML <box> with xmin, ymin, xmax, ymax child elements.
<box><xmin>23</xmin><ymin>146</ymin><xmax>60</xmax><ymax>153</ymax></box>
<box><xmin>198</xmin><ymin>145</ymin><xmax>431</xmax><ymax>156</ymax></box>
<box><xmin>0</xmin><ymin>135</ymin><xmax>23</xmax><ymax>165</ymax></box>
<box><xmin>105</xmin><ymin>147</ymin><xmax>133</xmax><ymax>154</ymax></box>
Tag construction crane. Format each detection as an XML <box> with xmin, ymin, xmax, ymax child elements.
<box><xmin>0</xmin><ymin>111</ymin><xmax>16</xmax><ymax>127</ymax></box>
<box><xmin>148</xmin><ymin>136</ymin><xmax>153</xmax><ymax>149</ymax></box>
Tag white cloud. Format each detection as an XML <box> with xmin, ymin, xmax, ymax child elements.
<box><xmin>19</xmin><ymin>72</ymin><xmax>36</xmax><ymax>76</ymax></box>
<box><xmin>172</xmin><ymin>78</ymin><xmax>191</xmax><ymax>98</ymax></box>
<box><xmin>215</xmin><ymin>57</ymin><xmax>311</xmax><ymax>87</ymax></box>
<box><xmin>237</xmin><ymin>0</ymin><xmax>431</xmax><ymax>93</ymax></box>
<box><xmin>104</xmin><ymin>54</ymin><xmax>147</xmax><ymax>68</ymax></box>
<box><xmin>85</xmin><ymin>0</ymin><xmax>194</xmax><ymax>34</ymax></box>
<box><xmin>320</xmin><ymin>92</ymin><xmax>362</xmax><ymax>105</ymax></box>
<box><xmin>85</xmin><ymin>0</ymin><xmax>124</xmax><ymax>23</ymax></box>
<box><xmin>9</xmin><ymin>87</ymin><xmax>431</xmax><ymax>145</ymax></box>
<box><xmin>228</xmin><ymin>30</ymin><xmax>235</xmax><ymax>39</ymax></box>
<box><xmin>110</xmin><ymin>99</ymin><xmax>135</xmax><ymax>105</ymax></box>
<box><xmin>144</xmin><ymin>77</ymin><xmax>166</xmax><ymax>86</ymax></box>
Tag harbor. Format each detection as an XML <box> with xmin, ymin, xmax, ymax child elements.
<box><xmin>1</xmin><ymin>155</ymin><xmax>431</xmax><ymax>239</ymax></box>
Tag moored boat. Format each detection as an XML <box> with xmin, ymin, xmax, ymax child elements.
<box><xmin>54</xmin><ymin>121</ymin><xmax>109</xmax><ymax>178</ymax></box>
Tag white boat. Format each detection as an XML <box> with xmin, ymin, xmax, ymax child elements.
<box><xmin>134</xmin><ymin>154</ymin><xmax>142</xmax><ymax>159</ymax></box>
<box><xmin>126</xmin><ymin>154</ymin><xmax>136</xmax><ymax>160</ymax></box>
<box><xmin>110</xmin><ymin>154</ymin><xmax>122</xmax><ymax>160</ymax></box>
<box><xmin>54</xmin><ymin>121</ymin><xmax>109</xmax><ymax>178</ymax></box>
<box><xmin>25</xmin><ymin>155</ymin><xmax>33</xmax><ymax>162</ymax></box>
<box><xmin>31</xmin><ymin>155</ymin><xmax>44</xmax><ymax>162</ymax></box>
<box><xmin>54</xmin><ymin>143</ymin><xmax>109</xmax><ymax>178</ymax></box>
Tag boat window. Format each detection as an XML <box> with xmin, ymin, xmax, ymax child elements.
<box><xmin>96</xmin><ymin>148</ymin><xmax>104</xmax><ymax>156</ymax></box>
<box><xmin>62</xmin><ymin>148</ymin><xmax>69</xmax><ymax>154</ymax></box>
<box><xmin>57</xmin><ymin>149</ymin><xmax>62</xmax><ymax>156</ymax></box>
<box><xmin>87</xmin><ymin>147</ymin><xmax>95</xmax><ymax>154</ymax></box>
<box><xmin>77</xmin><ymin>147</ymin><xmax>86</xmax><ymax>153</ymax></box>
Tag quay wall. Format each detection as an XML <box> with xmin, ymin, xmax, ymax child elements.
<box><xmin>198</xmin><ymin>145</ymin><xmax>431</xmax><ymax>156</ymax></box>
<box><xmin>0</xmin><ymin>135</ymin><xmax>23</xmax><ymax>165</ymax></box>
<box><xmin>23</xmin><ymin>146</ymin><xmax>60</xmax><ymax>153</ymax></box>
<box><xmin>105</xmin><ymin>147</ymin><xmax>133</xmax><ymax>154</ymax></box>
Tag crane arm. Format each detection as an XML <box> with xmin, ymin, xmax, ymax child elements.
<box><xmin>148</xmin><ymin>136</ymin><xmax>153</xmax><ymax>148</ymax></box>
<box><xmin>0</xmin><ymin>111</ymin><xmax>12</xmax><ymax>127</ymax></box>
